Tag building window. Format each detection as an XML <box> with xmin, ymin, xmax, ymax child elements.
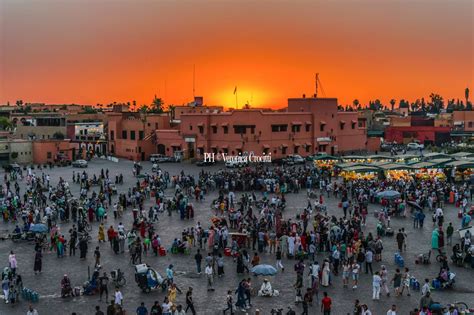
<box><xmin>198</xmin><ymin>126</ymin><xmax>204</xmax><ymax>134</ymax></box>
<box><xmin>155</xmin><ymin>123</ymin><xmax>158</xmax><ymax>129</ymax></box>
<box><xmin>122</xmin><ymin>130</ymin><xmax>127</xmax><ymax>139</ymax></box>
<box><xmin>212</xmin><ymin>126</ymin><xmax>217</xmax><ymax>134</ymax></box>
<box><xmin>320</xmin><ymin>124</ymin><xmax>325</xmax><ymax>132</ymax></box>
<box><xmin>305</xmin><ymin>146</ymin><xmax>310</xmax><ymax>153</ymax></box>
<box><xmin>110</xmin><ymin>131</ymin><xmax>115</xmax><ymax>141</ymax></box>
<box><xmin>282</xmin><ymin>147</ymin><xmax>287</xmax><ymax>155</ymax></box>
<box><xmin>305</xmin><ymin>124</ymin><xmax>311</xmax><ymax>132</ymax></box>
<box><xmin>189</xmin><ymin>125</ymin><xmax>193</xmax><ymax>130</ymax></box>
<box><xmin>469</xmin><ymin>122</ymin><xmax>473</xmax><ymax>128</ymax></box>
<box><xmin>291</xmin><ymin>125</ymin><xmax>301</xmax><ymax>133</ymax></box>
<box><xmin>271</xmin><ymin>124</ymin><xmax>288</xmax><ymax>132</ymax></box>
<box><xmin>223</xmin><ymin>148</ymin><xmax>228</xmax><ymax>154</ymax></box>
<box><xmin>223</xmin><ymin>126</ymin><xmax>228</xmax><ymax>134</ymax></box>
<box><xmin>147</xmin><ymin>123</ymin><xmax>151</xmax><ymax>127</ymax></box>
<box><xmin>47</xmin><ymin>152</ymin><xmax>52</xmax><ymax>159</ymax></box>
<box><xmin>139</xmin><ymin>131</ymin><xmax>144</xmax><ymax>140</ymax></box>
<box><xmin>130</xmin><ymin>130</ymin><xmax>136</xmax><ymax>140</ymax></box>
<box><xmin>358</xmin><ymin>121</ymin><xmax>364</xmax><ymax>128</ymax></box>
<box><xmin>234</xmin><ymin>125</ymin><xmax>247</xmax><ymax>134</ymax></box>
<box><xmin>293</xmin><ymin>146</ymin><xmax>299</xmax><ymax>154</ymax></box>
<box><xmin>340</xmin><ymin>122</ymin><xmax>345</xmax><ymax>130</ymax></box>
<box><xmin>263</xmin><ymin>148</ymin><xmax>270</xmax><ymax>155</ymax></box>
<box><xmin>352</xmin><ymin>122</ymin><xmax>356</xmax><ymax>129</ymax></box>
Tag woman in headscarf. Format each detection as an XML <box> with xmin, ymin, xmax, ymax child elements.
<box><xmin>33</xmin><ymin>250</ymin><xmax>42</xmax><ymax>275</ymax></box>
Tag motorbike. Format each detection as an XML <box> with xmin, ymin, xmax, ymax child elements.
<box><xmin>111</xmin><ymin>269</ymin><xmax>126</xmax><ymax>287</ymax></box>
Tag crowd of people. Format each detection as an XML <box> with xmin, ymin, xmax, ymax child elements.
<box><xmin>0</xmin><ymin>160</ymin><xmax>473</xmax><ymax>314</ymax></box>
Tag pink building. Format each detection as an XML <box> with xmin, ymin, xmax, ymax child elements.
<box><xmin>156</xmin><ymin>97</ymin><xmax>367</xmax><ymax>159</ymax></box>
<box><xmin>107</xmin><ymin>111</ymin><xmax>171</xmax><ymax>161</ymax></box>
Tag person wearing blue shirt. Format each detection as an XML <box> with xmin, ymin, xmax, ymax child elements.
<box><xmin>136</xmin><ymin>302</ymin><xmax>148</xmax><ymax>315</ymax></box>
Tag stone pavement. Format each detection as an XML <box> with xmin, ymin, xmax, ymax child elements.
<box><xmin>0</xmin><ymin>159</ymin><xmax>473</xmax><ymax>315</ymax></box>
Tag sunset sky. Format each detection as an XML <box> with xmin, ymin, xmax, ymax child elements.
<box><xmin>0</xmin><ymin>0</ymin><xmax>472</xmax><ymax>108</ymax></box>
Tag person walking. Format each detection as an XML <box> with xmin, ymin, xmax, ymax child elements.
<box><xmin>136</xmin><ymin>302</ymin><xmax>148</xmax><ymax>315</ymax></box>
<box><xmin>194</xmin><ymin>250</ymin><xmax>202</xmax><ymax>274</ymax></box>
<box><xmin>276</xmin><ymin>247</ymin><xmax>284</xmax><ymax>272</ymax></box>
<box><xmin>185</xmin><ymin>287</ymin><xmax>196</xmax><ymax>315</ymax></box>
<box><xmin>396</xmin><ymin>230</ymin><xmax>404</xmax><ymax>252</ymax></box>
<box><xmin>33</xmin><ymin>250</ymin><xmax>42</xmax><ymax>275</ymax></box>
<box><xmin>372</xmin><ymin>271</ymin><xmax>382</xmax><ymax>300</ymax></box>
<box><xmin>400</xmin><ymin>268</ymin><xmax>411</xmax><ymax>296</ymax></box>
<box><xmin>27</xmin><ymin>305</ymin><xmax>39</xmax><ymax>315</ymax></box>
<box><xmin>95</xmin><ymin>305</ymin><xmax>105</xmax><ymax>315</ymax></box>
<box><xmin>380</xmin><ymin>265</ymin><xmax>390</xmax><ymax>297</ymax></box>
<box><xmin>99</xmin><ymin>272</ymin><xmax>109</xmax><ymax>303</ymax></box>
<box><xmin>320</xmin><ymin>292</ymin><xmax>332</xmax><ymax>315</ymax></box>
<box><xmin>223</xmin><ymin>290</ymin><xmax>235</xmax><ymax>314</ymax></box>
<box><xmin>365</xmin><ymin>249</ymin><xmax>373</xmax><ymax>275</ymax></box>
<box><xmin>8</xmin><ymin>251</ymin><xmax>17</xmax><ymax>275</ymax></box>
<box><xmin>114</xmin><ymin>287</ymin><xmax>123</xmax><ymax>306</ymax></box>
<box><xmin>205</xmin><ymin>264</ymin><xmax>214</xmax><ymax>291</ymax></box>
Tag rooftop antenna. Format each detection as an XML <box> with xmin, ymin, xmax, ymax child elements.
<box><xmin>193</xmin><ymin>64</ymin><xmax>196</xmax><ymax>98</ymax></box>
<box><xmin>315</xmin><ymin>73</ymin><xmax>319</xmax><ymax>98</ymax></box>
<box><xmin>315</xmin><ymin>73</ymin><xmax>326</xmax><ymax>98</ymax></box>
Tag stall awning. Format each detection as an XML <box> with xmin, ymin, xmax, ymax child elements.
<box><xmin>305</xmin><ymin>142</ymin><xmax>312</xmax><ymax>147</ymax></box>
<box><xmin>446</xmin><ymin>160</ymin><xmax>474</xmax><ymax>168</ymax></box>
<box><xmin>294</xmin><ymin>143</ymin><xmax>301</xmax><ymax>147</ymax></box>
<box><xmin>320</xmin><ymin>121</ymin><xmax>327</xmax><ymax>125</ymax></box>
<box><xmin>454</xmin><ymin>121</ymin><xmax>464</xmax><ymax>126</ymax></box>
<box><xmin>197</xmin><ymin>123</ymin><xmax>204</xmax><ymax>127</ymax></box>
<box><xmin>210</xmin><ymin>123</ymin><xmax>217</xmax><ymax>127</ymax></box>
<box><xmin>292</xmin><ymin>121</ymin><xmax>302</xmax><ymax>125</ymax></box>
<box><xmin>221</xmin><ymin>122</ymin><xmax>229</xmax><ymax>127</ymax></box>
<box><xmin>305</xmin><ymin>121</ymin><xmax>312</xmax><ymax>125</ymax></box>
<box><xmin>281</xmin><ymin>143</ymin><xmax>288</xmax><ymax>147</ymax></box>
<box><xmin>263</xmin><ymin>144</ymin><xmax>270</xmax><ymax>149</ymax></box>
<box><xmin>312</xmin><ymin>154</ymin><xmax>340</xmax><ymax>161</ymax></box>
<box><xmin>351</xmin><ymin>120</ymin><xmax>357</xmax><ymax>124</ymax></box>
<box><xmin>340</xmin><ymin>120</ymin><xmax>346</xmax><ymax>124</ymax></box>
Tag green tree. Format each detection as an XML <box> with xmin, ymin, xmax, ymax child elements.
<box><xmin>352</xmin><ymin>99</ymin><xmax>360</xmax><ymax>109</ymax></box>
<box><xmin>53</xmin><ymin>131</ymin><xmax>65</xmax><ymax>140</ymax></box>
<box><xmin>428</xmin><ymin>93</ymin><xmax>444</xmax><ymax>113</ymax></box>
<box><xmin>149</xmin><ymin>95</ymin><xmax>164</xmax><ymax>113</ymax></box>
<box><xmin>390</xmin><ymin>99</ymin><xmax>396</xmax><ymax>111</ymax></box>
<box><xmin>0</xmin><ymin>117</ymin><xmax>12</xmax><ymax>130</ymax></box>
<box><xmin>465</xmin><ymin>87</ymin><xmax>470</xmax><ymax>104</ymax></box>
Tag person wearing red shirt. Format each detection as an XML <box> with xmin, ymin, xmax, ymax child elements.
<box><xmin>320</xmin><ymin>291</ymin><xmax>332</xmax><ymax>315</ymax></box>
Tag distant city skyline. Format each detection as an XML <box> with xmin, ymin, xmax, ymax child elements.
<box><xmin>1</xmin><ymin>0</ymin><xmax>472</xmax><ymax>108</ymax></box>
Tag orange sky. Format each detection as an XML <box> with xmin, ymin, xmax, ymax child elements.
<box><xmin>0</xmin><ymin>0</ymin><xmax>472</xmax><ymax>108</ymax></box>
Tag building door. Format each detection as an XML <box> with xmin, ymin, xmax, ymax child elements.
<box><xmin>331</xmin><ymin>146</ymin><xmax>335</xmax><ymax>156</ymax></box>
<box><xmin>157</xmin><ymin>144</ymin><xmax>165</xmax><ymax>155</ymax></box>
<box><xmin>187</xmin><ymin>142</ymin><xmax>195</xmax><ymax>159</ymax></box>
<box><xmin>141</xmin><ymin>152</ymin><xmax>145</xmax><ymax>161</ymax></box>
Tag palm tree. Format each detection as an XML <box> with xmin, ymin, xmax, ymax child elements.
<box><xmin>390</xmin><ymin>99</ymin><xmax>396</xmax><ymax>111</ymax></box>
<box><xmin>353</xmin><ymin>99</ymin><xmax>360</xmax><ymax>109</ymax></box>
<box><xmin>150</xmin><ymin>95</ymin><xmax>164</xmax><ymax>114</ymax></box>
<box><xmin>168</xmin><ymin>105</ymin><xmax>176</xmax><ymax>120</ymax></box>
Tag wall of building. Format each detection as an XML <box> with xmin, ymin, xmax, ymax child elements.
<box><xmin>453</xmin><ymin>111</ymin><xmax>474</xmax><ymax>131</ymax></box>
<box><xmin>10</xmin><ymin>140</ymin><xmax>33</xmax><ymax>164</ymax></box>
<box><xmin>32</xmin><ymin>140</ymin><xmax>73</xmax><ymax>164</ymax></box>
<box><xmin>15</xmin><ymin>125</ymin><xmax>68</xmax><ymax>140</ymax></box>
<box><xmin>384</xmin><ymin>126</ymin><xmax>451</xmax><ymax>145</ymax></box>
<box><xmin>107</xmin><ymin>112</ymin><xmax>171</xmax><ymax>160</ymax></box>
<box><xmin>156</xmin><ymin>98</ymin><xmax>367</xmax><ymax>159</ymax></box>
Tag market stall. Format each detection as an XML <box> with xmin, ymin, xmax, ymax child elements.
<box><xmin>408</xmin><ymin>161</ymin><xmax>447</xmax><ymax>181</ymax></box>
<box><xmin>445</xmin><ymin>160</ymin><xmax>474</xmax><ymax>182</ymax></box>
<box><xmin>393</xmin><ymin>154</ymin><xmax>421</xmax><ymax>164</ymax></box>
<box><xmin>379</xmin><ymin>163</ymin><xmax>413</xmax><ymax>180</ymax></box>
<box><xmin>339</xmin><ymin>165</ymin><xmax>381</xmax><ymax>181</ymax></box>
<box><xmin>312</xmin><ymin>155</ymin><xmax>341</xmax><ymax>171</ymax></box>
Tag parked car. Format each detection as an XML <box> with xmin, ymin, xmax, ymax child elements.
<box><xmin>287</xmin><ymin>154</ymin><xmax>305</xmax><ymax>164</ymax></box>
<box><xmin>407</xmin><ymin>142</ymin><xmax>424</xmax><ymax>150</ymax></box>
<box><xmin>72</xmin><ymin>160</ymin><xmax>88</xmax><ymax>168</ymax></box>
<box><xmin>150</xmin><ymin>154</ymin><xmax>170</xmax><ymax>163</ymax></box>
<box><xmin>196</xmin><ymin>160</ymin><xmax>215</xmax><ymax>167</ymax></box>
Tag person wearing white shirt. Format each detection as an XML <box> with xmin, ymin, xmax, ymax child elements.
<box><xmin>27</xmin><ymin>305</ymin><xmax>39</xmax><ymax>315</ymax></box>
<box><xmin>421</xmin><ymin>278</ymin><xmax>431</xmax><ymax>296</ymax></box>
<box><xmin>205</xmin><ymin>265</ymin><xmax>214</xmax><ymax>291</ymax></box>
<box><xmin>114</xmin><ymin>288</ymin><xmax>123</xmax><ymax>306</ymax></box>
<box><xmin>372</xmin><ymin>272</ymin><xmax>382</xmax><ymax>300</ymax></box>
<box><xmin>386</xmin><ymin>304</ymin><xmax>397</xmax><ymax>315</ymax></box>
<box><xmin>362</xmin><ymin>304</ymin><xmax>372</xmax><ymax>315</ymax></box>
